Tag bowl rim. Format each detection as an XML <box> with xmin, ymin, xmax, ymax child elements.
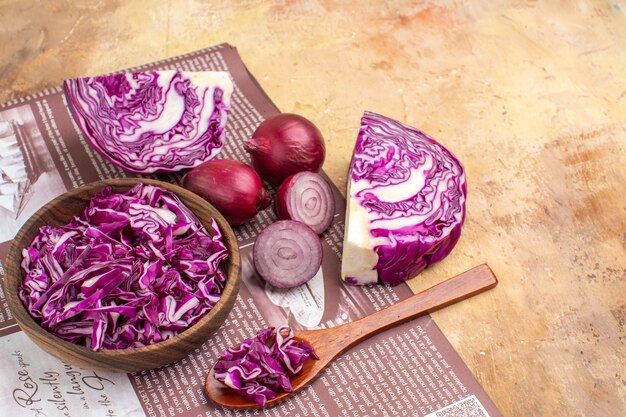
<box><xmin>4</xmin><ymin>177</ymin><xmax>241</xmax><ymax>358</ymax></box>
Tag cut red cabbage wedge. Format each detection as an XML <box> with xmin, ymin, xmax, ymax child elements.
<box><xmin>214</xmin><ymin>325</ymin><xmax>318</xmax><ymax>407</ymax></box>
<box><xmin>275</xmin><ymin>171</ymin><xmax>335</xmax><ymax>234</ymax></box>
<box><xmin>253</xmin><ymin>221</ymin><xmax>322</xmax><ymax>289</ymax></box>
<box><xmin>341</xmin><ymin>111</ymin><xmax>467</xmax><ymax>286</ymax></box>
<box><xmin>64</xmin><ymin>71</ymin><xmax>234</xmax><ymax>174</ymax></box>
<box><xmin>19</xmin><ymin>184</ymin><xmax>228</xmax><ymax>350</ymax></box>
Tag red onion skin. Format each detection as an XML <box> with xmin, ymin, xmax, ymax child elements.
<box><xmin>244</xmin><ymin>113</ymin><xmax>326</xmax><ymax>185</ymax></box>
<box><xmin>275</xmin><ymin>175</ymin><xmax>294</xmax><ymax>221</ymax></box>
<box><xmin>183</xmin><ymin>160</ymin><xmax>271</xmax><ymax>226</ymax></box>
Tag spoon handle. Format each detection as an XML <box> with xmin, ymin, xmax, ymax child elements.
<box><xmin>327</xmin><ymin>264</ymin><xmax>497</xmax><ymax>352</ymax></box>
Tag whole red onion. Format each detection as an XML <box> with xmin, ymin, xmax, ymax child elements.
<box><xmin>183</xmin><ymin>160</ymin><xmax>271</xmax><ymax>225</ymax></box>
<box><xmin>244</xmin><ymin>113</ymin><xmax>326</xmax><ymax>185</ymax></box>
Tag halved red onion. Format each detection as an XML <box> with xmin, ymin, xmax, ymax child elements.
<box><xmin>253</xmin><ymin>221</ymin><xmax>322</xmax><ymax>289</ymax></box>
<box><xmin>275</xmin><ymin>172</ymin><xmax>335</xmax><ymax>234</ymax></box>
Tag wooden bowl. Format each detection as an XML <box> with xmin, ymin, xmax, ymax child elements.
<box><xmin>4</xmin><ymin>178</ymin><xmax>241</xmax><ymax>372</ymax></box>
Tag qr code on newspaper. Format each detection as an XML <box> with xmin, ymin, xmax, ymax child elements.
<box><xmin>426</xmin><ymin>395</ymin><xmax>490</xmax><ymax>417</ymax></box>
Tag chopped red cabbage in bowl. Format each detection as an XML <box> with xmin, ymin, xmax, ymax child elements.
<box><xmin>214</xmin><ymin>325</ymin><xmax>318</xmax><ymax>406</ymax></box>
<box><xmin>18</xmin><ymin>183</ymin><xmax>228</xmax><ymax>351</ymax></box>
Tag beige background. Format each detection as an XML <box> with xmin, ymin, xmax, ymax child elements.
<box><xmin>1</xmin><ymin>1</ymin><xmax>624</xmax><ymax>416</ymax></box>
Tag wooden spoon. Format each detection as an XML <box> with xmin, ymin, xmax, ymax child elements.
<box><xmin>205</xmin><ymin>264</ymin><xmax>497</xmax><ymax>409</ymax></box>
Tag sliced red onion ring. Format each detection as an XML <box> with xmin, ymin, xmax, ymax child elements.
<box><xmin>275</xmin><ymin>172</ymin><xmax>335</xmax><ymax>234</ymax></box>
<box><xmin>252</xmin><ymin>221</ymin><xmax>322</xmax><ymax>289</ymax></box>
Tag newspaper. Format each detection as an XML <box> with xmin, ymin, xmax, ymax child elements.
<box><xmin>0</xmin><ymin>43</ymin><xmax>502</xmax><ymax>417</ymax></box>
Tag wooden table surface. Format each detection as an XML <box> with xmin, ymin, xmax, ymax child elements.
<box><xmin>1</xmin><ymin>1</ymin><xmax>624</xmax><ymax>416</ymax></box>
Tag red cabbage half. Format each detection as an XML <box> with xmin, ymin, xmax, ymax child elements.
<box><xmin>64</xmin><ymin>71</ymin><xmax>234</xmax><ymax>174</ymax></box>
<box><xmin>19</xmin><ymin>183</ymin><xmax>228</xmax><ymax>350</ymax></box>
<box><xmin>341</xmin><ymin>112</ymin><xmax>467</xmax><ymax>286</ymax></box>
<box><xmin>214</xmin><ymin>325</ymin><xmax>318</xmax><ymax>406</ymax></box>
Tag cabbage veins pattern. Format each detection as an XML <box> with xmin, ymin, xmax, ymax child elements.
<box><xmin>346</xmin><ymin>111</ymin><xmax>467</xmax><ymax>286</ymax></box>
<box><xmin>64</xmin><ymin>71</ymin><xmax>233</xmax><ymax>173</ymax></box>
